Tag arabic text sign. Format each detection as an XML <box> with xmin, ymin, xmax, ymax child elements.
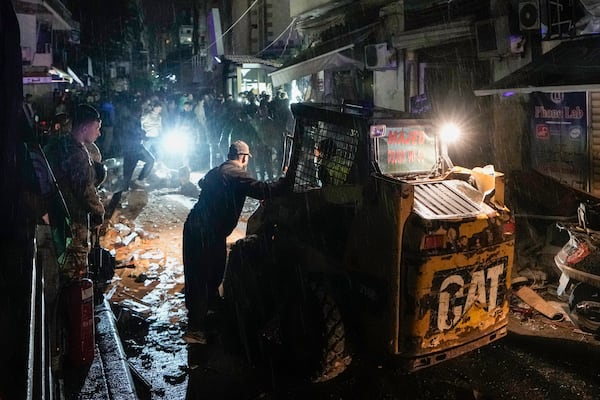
<box><xmin>378</xmin><ymin>126</ymin><xmax>436</xmax><ymax>174</ymax></box>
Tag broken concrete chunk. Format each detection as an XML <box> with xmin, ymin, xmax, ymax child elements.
<box><xmin>119</xmin><ymin>298</ymin><xmax>152</xmax><ymax>317</ymax></box>
<box><xmin>112</xmin><ymin>223</ymin><xmax>132</xmax><ymax>236</ymax></box>
<box><xmin>122</xmin><ymin>232</ymin><xmax>138</xmax><ymax>246</ymax></box>
<box><xmin>134</xmin><ymin>227</ymin><xmax>148</xmax><ymax>238</ymax></box>
<box><xmin>126</xmin><ymin>189</ymin><xmax>149</xmax><ymax>210</ymax></box>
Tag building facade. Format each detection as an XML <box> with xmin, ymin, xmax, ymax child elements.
<box><xmin>268</xmin><ymin>0</ymin><xmax>600</xmax><ymax>204</ymax></box>
<box><xmin>14</xmin><ymin>0</ymin><xmax>82</xmax><ymax>118</ymax></box>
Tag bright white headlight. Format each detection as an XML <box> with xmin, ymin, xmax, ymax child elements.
<box><xmin>440</xmin><ymin>123</ymin><xmax>460</xmax><ymax>143</ymax></box>
<box><xmin>162</xmin><ymin>129</ymin><xmax>192</xmax><ymax>154</ymax></box>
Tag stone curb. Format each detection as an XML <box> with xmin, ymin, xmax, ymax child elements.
<box><xmin>94</xmin><ymin>298</ymin><xmax>138</xmax><ymax>399</ymax></box>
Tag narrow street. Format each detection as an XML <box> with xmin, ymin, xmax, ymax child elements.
<box><xmin>5</xmin><ymin>1</ymin><xmax>600</xmax><ymax>399</ymax></box>
<box><xmin>97</xmin><ymin>184</ymin><xmax>600</xmax><ymax>400</ymax></box>
<box><xmin>99</xmin><ymin>185</ymin><xmax>257</xmax><ymax>399</ymax></box>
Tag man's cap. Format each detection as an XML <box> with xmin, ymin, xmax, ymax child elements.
<box><xmin>73</xmin><ymin>104</ymin><xmax>101</xmax><ymax>128</ymax></box>
<box><xmin>228</xmin><ymin>140</ymin><xmax>252</xmax><ymax>158</ymax></box>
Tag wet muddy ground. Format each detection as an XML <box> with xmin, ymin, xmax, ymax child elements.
<box><xmin>98</xmin><ymin>188</ymin><xmax>600</xmax><ymax>400</ymax></box>
<box><xmin>100</xmin><ymin>188</ymin><xmax>256</xmax><ymax>399</ymax></box>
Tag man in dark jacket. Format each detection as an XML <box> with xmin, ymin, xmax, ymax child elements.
<box><xmin>182</xmin><ymin>140</ymin><xmax>285</xmax><ymax>344</ymax></box>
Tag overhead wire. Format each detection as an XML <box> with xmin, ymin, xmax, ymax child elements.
<box><xmin>203</xmin><ymin>0</ymin><xmax>259</xmax><ymax>53</ymax></box>
<box><xmin>280</xmin><ymin>18</ymin><xmax>297</xmax><ymax>57</ymax></box>
<box><xmin>255</xmin><ymin>17</ymin><xmax>297</xmax><ymax>56</ymax></box>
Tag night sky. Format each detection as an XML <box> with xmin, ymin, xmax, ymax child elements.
<box><xmin>65</xmin><ymin>0</ymin><xmax>195</xmax><ymax>30</ymax></box>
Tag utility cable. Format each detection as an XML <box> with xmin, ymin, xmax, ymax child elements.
<box><xmin>204</xmin><ymin>0</ymin><xmax>259</xmax><ymax>52</ymax></box>
<box><xmin>280</xmin><ymin>18</ymin><xmax>297</xmax><ymax>57</ymax></box>
<box><xmin>255</xmin><ymin>17</ymin><xmax>297</xmax><ymax>56</ymax></box>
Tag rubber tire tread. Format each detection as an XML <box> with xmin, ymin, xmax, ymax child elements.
<box><xmin>221</xmin><ymin>240</ymin><xmax>263</xmax><ymax>364</ymax></box>
<box><xmin>309</xmin><ymin>280</ymin><xmax>351</xmax><ymax>382</ymax></box>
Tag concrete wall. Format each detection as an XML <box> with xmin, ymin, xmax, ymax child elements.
<box><xmin>231</xmin><ymin>0</ymin><xmax>251</xmax><ymax>54</ymax></box>
<box><xmin>231</xmin><ymin>0</ymin><xmax>291</xmax><ymax>55</ymax></box>
<box><xmin>490</xmin><ymin>95</ymin><xmax>529</xmax><ymax>175</ymax></box>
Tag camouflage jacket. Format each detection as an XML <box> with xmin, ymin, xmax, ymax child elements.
<box><xmin>44</xmin><ymin>135</ymin><xmax>104</xmax><ymax>226</ymax></box>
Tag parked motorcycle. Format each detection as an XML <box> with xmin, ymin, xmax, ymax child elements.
<box><xmin>555</xmin><ymin>202</ymin><xmax>600</xmax><ymax>334</ymax></box>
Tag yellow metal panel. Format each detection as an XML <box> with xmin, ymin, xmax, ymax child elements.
<box><xmin>391</xmin><ymin>183</ymin><xmax>416</xmax><ymax>354</ymax></box>
<box><xmin>399</xmin><ymin>239</ymin><xmax>514</xmax><ymax>355</ymax></box>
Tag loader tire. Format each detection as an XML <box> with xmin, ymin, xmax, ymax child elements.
<box><xmin>281</xmin><ymin>279</ymin><xmax>351</xmax><ymax>383</ymax></box>
<box><xmin>221</xmin><ymin>238</ymin><xmax>265</xmax><ymax>364</ymax></box>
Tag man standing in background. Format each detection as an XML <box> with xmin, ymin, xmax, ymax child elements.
<box><xmin>45</xmin><ymin>104</ymin><xmax>105</xmax><ymax>282</ymax></box>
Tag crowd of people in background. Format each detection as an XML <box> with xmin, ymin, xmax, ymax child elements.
<box><xmin>27</xmin><ymin>86</ymin><xmax>294</xmax><ymax>192</ymax></box>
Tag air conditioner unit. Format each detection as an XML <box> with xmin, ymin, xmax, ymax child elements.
<box><xmin>365</xmin><ymin>43</ymin><xmax>397</xmax><ymax>70</ymax></box>
<box><xmin>475</xmin><ymin>16</ymin><xmax>511</xmax><ymax>59</ymax></box>
<box><xmin>519</xmin><ymin>1</ymin><xmax>540</xmax><ymax>31</ymax></box>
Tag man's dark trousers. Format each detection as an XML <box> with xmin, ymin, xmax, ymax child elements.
<box><xmin>182</xmin><ymin>215</ymin><xmax>227</xmax><ymax>331</ymax></box>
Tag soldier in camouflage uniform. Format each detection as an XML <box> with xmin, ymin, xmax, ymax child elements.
<box><xmin>45</xmin><ymin>104</ymin><xmax>105</xmax><ymax>281</ymax></box>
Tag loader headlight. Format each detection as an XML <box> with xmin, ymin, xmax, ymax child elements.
<box><xmin>436</xmin><ymin>122</ymin><xmax>461</xmax><ymax>173</ymax></box>
<box><xmin>440</xmin><ymin>123</ymin><xmax>460</xmax><ymax>143</ymax></box>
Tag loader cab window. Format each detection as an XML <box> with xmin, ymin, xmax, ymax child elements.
<box><xmin>293</xmin><ymin>119</ymin><xmax>359</xmax><ymax>192</ymax></box>
<box><xmin>374</xmin><ymin>125</ymin><xmax>436</xmax><ymax>176</ymax></box>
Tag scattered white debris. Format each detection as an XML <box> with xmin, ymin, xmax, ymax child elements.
<box><xmin>141</xmin><ymin>250</ymin><xmax>165</xmax><ymax>260</ymax></box>
<box><xmin>113</xmin><ymin>223</ymin><xmax>132</xmax><ymax>236</ymax></box>
<box><xmin>120</xmin><ymin>298</ymin><xmax>152</xmax><ymax>317</ymax></box>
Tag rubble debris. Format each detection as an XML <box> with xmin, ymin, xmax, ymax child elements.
<box><xmin>510</xmin><ymin>305</ymin><xmax>535</xmax><ymax>318</ymax></box>
<box><xmin>115</xmin><ymin>263</ymin><xmax>135</xmax><ymax>270</ymax></box>
<box><xmin>116</xmin><ymin>254</ymin><xmax>135</xmax><ymax>265</ymax></box>
<box><xmin>111</xmin><ymin>235</ymin><xmax>124</xmax><ymax>248</ymax></box>
<box><xmin>115</xmin><ymin>309</ymin><xmax>150</xmax><ymax>342</ymax></box>
<box><xmin>112</xmin><ymin>223</ymin><xmax>132</xmax><ymax>236</ymax></box>
<box><xmin>124</xmin><ymin>189</ymin><xmax>149</xmax><ymax>209</ymax></box>
<box><xmin>122</xmin><ymin>232</ymin><xmax>138</xmax><ymax>246</ymax></box>
<box><xmin>118</xmin><ymin>298</ymin><xmax>152</xmax><ymax>317</ymax></box>
<box><xmin>141</xmin><ymin>250</ymin><xmax>165</xmax><ymax>260</ymax></box>
<box><xmin>117</xmin><ymin>291</ymin><xmax>153</xmax><ymax>308</ymax></box>
<box><xmin>133</xmin><ymin>227</ymin><xmax>149</xmax><ymax>238</ymax></box>
<box><xmin>514</xmin><ymin>286</ymin><xmax>564</xmax><ymax>321</ymax></box>
<box><xmin>179</xmin><ymin>181</ymin><xmax>200</xmax><ymax>198</ymax></box>
<box><xmin>144</xmin><ymin>273</ymin><xmax>159</xmax><ymax>281</ymax></box>
<box><xmin>164</xmin><ymin>372</ymin><xmax>186</xmax><ymax>385</ymax></box>
<box><xmin>513</xmin><ymin>268</ymin><xmax>549</xmax><ymax>289</ymax></box>
<box><xmin>155</xmin><ymin>282</ymin><xmax>176</xmax><ymax>290</ymax></box>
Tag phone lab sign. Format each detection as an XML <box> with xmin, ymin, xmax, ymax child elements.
<box><xmin>530</xmin><ymin>92</ymin><xmax>587</xmax><ymax>190</ymax></box>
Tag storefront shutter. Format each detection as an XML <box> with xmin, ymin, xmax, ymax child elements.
<box><xmin>590</xmin><ymin>92</ymin><xmax>600</xmax><ymax>196</ymax></box>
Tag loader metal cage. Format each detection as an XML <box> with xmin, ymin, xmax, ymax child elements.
<box><xmin>291</xmin><ymin>119</ymin><xmax>360</xmax><ymax>192</ymax></box>
<box><xmin>289</xmin><ymin>103</ymin><xmax>436</xmax><ymax>192</ymax></box>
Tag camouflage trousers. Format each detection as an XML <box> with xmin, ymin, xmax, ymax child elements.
<box><xmin>60</xmin><ymin>222</ymin><xmax>90</xmax><ymax>282</ymax></box>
